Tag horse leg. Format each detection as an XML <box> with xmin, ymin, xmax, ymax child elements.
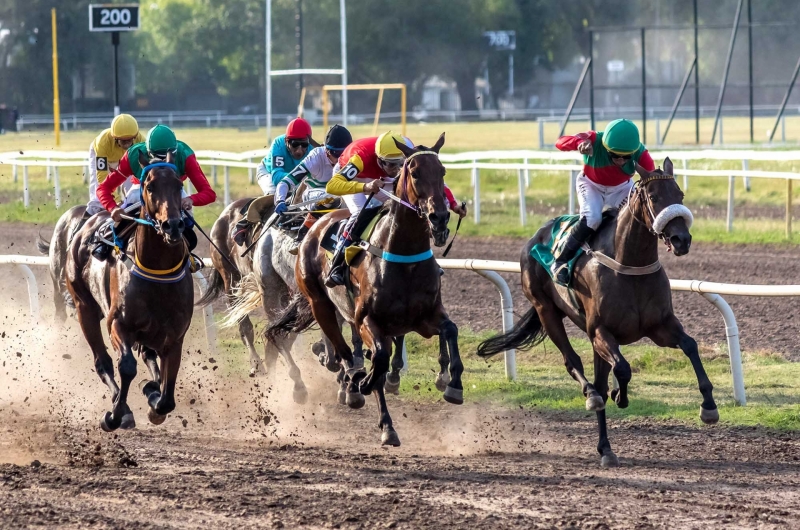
<box><xmin>590</xmin><ymin>326</ymin><xmax>632</xmax><ymax>410</ymax></box>
<box><xmin>385</xmin><ymin>336</ymin><xmax>405</xmax><ymax>395</ymax></box>
<box><xmin>434</xmin><ymin>334</ymin><xmax>451</xmax><ymax>393</ymax></box>
<box><xmin>373</xmin><ymin>373</ymin><xmax>400</xmax><ymax>446</ymax></box>
<box><xmin>141</xmin><ymin>346</ymin><xmax>161</xmax><ymax>383</ymax></box>
<box><xmin>539</xmin><ymin>306</ymin><xmax>604</xmax><ymax>410</ymax></box>
<box><xmin>142</xmin><ymin>343</ymin><xmax>183</xmax><ymax>425</ymax></box>
<box><xmin>440</xmin><ymin>319</ymin><xmax>464</xmax><ymax>405</ymax></box>
<box><xmin>262</xmin><ymin>340</ymin><xmax>280</xmax><ymax>378</ymax></box>
<box><xmin>101</xmin><ymin>321</ymin><xmax>137</xmax><ymax>432</ymax></box>
<box><xmin>350</xmin><ymin>324</ymin><xmax>365</xmax><ymax>370</ymax></box>
<box><xmin>275</xmin><ymin>333</ymin><xmax>308</xmax><ymax>405</ymax></box>
<box><xmin>357</xmin><ymin>316</ymin><xmax>390</xmax><ymax>396</ymax></box>
<box><xmin>649</xmin><ymin>315</ymin><xmax>718</xmax><ymax>424</ymax></box>
<box><xmin>592</xmin><ymin>352</ymin><xmax>618</xmax><ymax>467</ymax></box>
<box><xmin>307</xmin><ymin>295</ymin><xmax>363</xmax><ymax>408</ymax></box>
<box><xmin>73</xmin><ymin>300</ymin><xmax>131</xmax><ymax>429</ymax></box>
<box><xmin>240</xmin><ymin>316</ymin><xmax>266</xmax><ymax>377</ymax></box>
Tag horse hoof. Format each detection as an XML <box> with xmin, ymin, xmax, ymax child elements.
<box><xmin>120</xmin><ymin>412</ymin><xmax>136</xmax><ymax>430</ymax></box>
<box><xmin>434</xmin><ymin>372</ymin><xmax>450</xmax><ymax>392</ymax></box>
<box><xmin>381</xmin><ymin>428</ymin><xmax>401</xmax><ymax>447</ymax></box>
<box><xmin>601</xmin><ymin>452</ymin><xmax>619</xmax><ymax>468</ymax></box>
<box><xmin>100</xmin><ymin>411</ymin><xmax>119</xmax><ymax>432</ymax></box>
<box><xmin>311</xmin><ymin>341</ymin><xmax>326</xmax><ymax>356</ymax></box>
<box><xmin>337</xmin><ymin>389</ymin><xmax>347</xmax><ymax>405</ymax></box>
<box><xmin>443</xmin><ymin>386</ymin><xmax>463</xmax><ymax>405</ymax></box>
<box><xmin>585</xmin><ymin>395</ymin><xmax>606</xmax><ymax>411</ymax></box>
<box><xmin>293</xmin><ymin>387</ymin><xmax>309</xmax><ymax>405</ymax></box>
<box><xmin>385</xmin><ymin>373</ymin><xmax>401</xmax><ymax>395</ymax></box>
<box><xmin>346</xmin><ymin>392</ymin><xmax>365</xmax><ymax>409</ymax></box>
<box><xmin>700</xmin><ymin>407</ymin><xmax>719</xmax><ymax>425</ymax></box>
<box><xmin>325</xmin><ymin>358</ymin><xmax>340</xmax><ymax>373</ymax></box>
<box><xmin>610</xmin><ymin>388</ymin><xmax>628</xmax><ymax>409</ymax></box>
<box><xmin>147</xmin><ymin>408</ymin><xmax>167</xmax><ymax>426</ymax></box>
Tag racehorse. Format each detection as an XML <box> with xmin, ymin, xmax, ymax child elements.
<box><xmin>37</xmin><ymin>205</ymin><xmax>89</xmax><ymax>322</ymax></box>
<box><xmin>65</xmin><ymin>151</ymin><xmax>194</xmax><ymax>430</ymax></box>
<box><xmin>267</xmin><ymin>133</ymin><xmax>463</xmax><ymax>446</ymax></box>
<box><xmin>197</xmin><ymin>199</ymin><xmax>353</xmax><ymax>404</ymax></box>
<box><xmin>477</xmin><ymin>158</ymin><xmax>714</xmax><ymax>467</ymax></box>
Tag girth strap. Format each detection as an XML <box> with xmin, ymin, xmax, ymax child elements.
<box><xmin>582</xmin><ymin>244</ymin><xmax>662</xmax><ymax>276</ymax></box>
<box><xmin>357</xmin><ymin>240</ymin><xmax>434</xmax><ymax>264</ymax></box>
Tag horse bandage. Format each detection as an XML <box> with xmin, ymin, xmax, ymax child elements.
<box><xmin>652</xmin><ymin>204</ymin><xmax>693</xmax><ymax>235</ymax></box>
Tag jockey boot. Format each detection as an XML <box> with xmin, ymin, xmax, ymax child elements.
<box><xmin>324</xmin><ymin>236</ymin><xmax>352</xmax><ymax>287</ymax></box>
<box><xmin>550</xmin><ymin>218</ymin><xmax>595</xmax><ymax>286</ymax></box>
<box><xmin>231</xmin><ymin>218</ymin><xmax>251</xmax><ymax>247</ymax></box>
<box><xmin>288</xmin><ymin>214</ymin><xmax>315</xmax><ymax>256</ymax></box>
<box><xmin>91</xmin><ymin>241</ymin><xmax>112</xmax><ymax>262</ymax></box>
<box><xmin>188</xmin><ymin>252</ymin><xmax>204</xmax><ymax>274</ymax></box>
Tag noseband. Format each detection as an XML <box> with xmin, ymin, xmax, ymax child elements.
<box><xmin>625</xmin><ymin>173</ymin><xmax>693</xmax><ymax>250</ymax></box>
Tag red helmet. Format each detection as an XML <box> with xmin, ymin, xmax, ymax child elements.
<box><xmin>286</xmin><ymin>118</ymin><xmax>312</xmax><ymax>140</ymax></box>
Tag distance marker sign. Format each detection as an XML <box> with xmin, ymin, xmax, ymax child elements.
<box><xmin>89</xmin><ymin>4</ymin><xmax>140</xmax><ymax>32</ymax></box>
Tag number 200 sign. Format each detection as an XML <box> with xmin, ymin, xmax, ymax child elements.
<box><xmin>89</xmin><ymin>4</ymin><xmax>140</xmax><ymax>32</ymax></box>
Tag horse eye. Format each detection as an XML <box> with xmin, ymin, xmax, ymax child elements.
<box><xmin>146</xmin><ymin>185</ymin><xmax>154</xmax><ymax>193</ymax></box>
<box><xmin>649</xmin><ymin>194</ymin><xmax>658</xmax><ymax>203</ymax></box>
<box><xmin>410</xmin><ymin>171</ymin><xmax>419</xmax><ymax>180</ymax></box>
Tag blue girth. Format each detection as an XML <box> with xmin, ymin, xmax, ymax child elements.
<box><xmin>381</xmin><ymin>249</ymin><xmax>434</xmax><ymax>263</ymax></box>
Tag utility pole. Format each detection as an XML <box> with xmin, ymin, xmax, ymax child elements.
<box><xmin>295</xmin><ymin>0</ymin><xmax>303</xmax><ymax>100</ymax></box>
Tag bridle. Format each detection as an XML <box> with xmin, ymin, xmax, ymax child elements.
<box><xmin>137</xmin><ymin>162</ymin><xmax>182</xmax><ymax>237</ymax></box>
<box><xmin>623</xmin><ymin>172</ymin><xmax>691</xmax><ymax>252</ymax></box>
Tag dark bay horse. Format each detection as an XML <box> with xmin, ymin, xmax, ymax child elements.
<box><xmin>267</xmin><ymin>133</ymin><xmax>463</xmax><ymax>446</ymax></box>
<box><xmin>66</xmin><ymin>152</ymin><xmax>194</xmax><ymax>431</ymax></box>
<box><xmin>478</xmin><ymin>158</ymin><xmax>715</xmax><ymax>467</ymax></box>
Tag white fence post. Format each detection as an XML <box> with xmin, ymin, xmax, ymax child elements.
<box><xmin>682</xmin><ymin>159</ymin><xmax>688</xmax><ymax>191</ymax></box>
<box><xmin>727</xmin><ymin>175</ymin><xmax>735</xmax><ymax>232</ymax></box>
<box><xmin>54</xmin><ymin>166</ymin><xmax>61</xmax><ymax>208</ymax></box>
<box><xmin>742</xmin><ymin>159</ymin><xmax>750</xmax><ymax>192</ymax></box>
<box><xmin>248</xmin><ymin>158</ymin><xmax>254</xmax><ymax>184</ymax></box>
<box><xmin>474</xmin><ymin>269</ymin><xmax>516</xmax><ymax>381</ymax></box>
<box><xmin>84</xmin><ymin>164</ymin><xmax>89</xmax><ymax>185</ymax></box>
<box><xmin>46</xmin><ymin>159</ymin><xmax>51</xmax><ymax>182</ymax></box>
<box><xmin>472</xmin><ymin>161</ymin><xmax>480</xmax><ymax>224</ymax></box>
<box><xmin>700</xmin><ymin>292</ymin><xmax>745</xmax><ymax>406</ymax></box>
<box><xmin>16</xmin><ymin>264</ymin><xmax>40</xmax><ymax>326</ymax></box>
<box><xmin>538</xmin><ymin>119</ymin><xmax>545</xmax><ymax>149</ymax></box>
<box><xmin>568</xmin><ymin>170</ymin><xmax>576</xmax><ymax>215</ymax></box>
<box><xmin>193</xmin><ymin>271</ymin><xmax>217</xmax><ymax>355</ymax></box>
<box><xmin>23</xmin><ymin>166</ymin><xmax>29</xmax><ymax>208</ymax></box>
<box><xmin>517</xmin><ymin>168</ymin><xmax>527</xmax><ymax>226</ymax></box>
<box><xmin>212</xmin><ymin>165</ymin><xmax>218</xmax><ymax>187</ymax></box>
<box><xmin>224</xmin><ymin>166</ymin><xmax>231</xmax><ymax>205</ymax></box>
<box><xmin>12</xmin><ymin>164</ymin><xmax>17</xmax><ymax>183</ymax></box>
<box><xmin>523</xmin><ymin>157</ymin><xmax>530</xmax><ymax>187</ymax></box>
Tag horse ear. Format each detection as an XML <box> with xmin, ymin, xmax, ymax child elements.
<box><xmin>165</xmin><ymin>150</ymin><xmax>175</xmax><ymax>165</ymax></box>
<box><xmin>432</xmin><ymin>132</ymin><xmax>445</xmax><ymax>154</ymax></box>
<box><xmin>634</xmin><ymin>162</ymin><xmax>651</xmax><ymax>180</ymax></box>
<box><xmin>309</xmin><ymin>136</ymin><xmax>321</xmax><ymax>148</ymax></box>
<box><xmin>138</xmin><ymin>149</ymin><xmax>149</xmax><ymax>169</ymax></box>
<box><xmin>393</xmin><ymin>138</ymin><xmax>415</xmax><ymax>158</ymax></box>
<box><xmin>663</xmin><ymin>157</ymin><xmax>673</xmax><ymax>176</ymax></box>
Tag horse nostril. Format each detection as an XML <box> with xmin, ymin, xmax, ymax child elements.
<box><xmin>428</xmin><ymin>212</ymin><xmax>440</xmax><ymax>224</ymax></box>
<box><xmin>176</xmin><ymin>220</ymin><xmax>185</xmax><ymax>232</ymax></box>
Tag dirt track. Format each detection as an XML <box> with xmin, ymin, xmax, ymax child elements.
<box><xmin>2</xmin><ymin>222</ymin><xmax>800</xmax><ymax>528</ymax></box>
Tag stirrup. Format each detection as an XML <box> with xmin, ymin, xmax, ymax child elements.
<box><xmin>551</xmin><ymin>261</ymin><xmax>570</xmax><ymax>286</ymax></box>
<box><xmin>189</xmin><ymin>253</ymin><xmax>204</xmax><ymax>273</ymax></box>
<box><xmin>325</xmin><ymin>266</ymin><xmax>345</xmax><ymax>287</ymax></box>
<box><xmin>287</xmin><ymin>240</ymin><xmax>300</xmax><ymax>256</ymax></box>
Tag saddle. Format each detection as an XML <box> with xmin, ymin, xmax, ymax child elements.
<box><xmin>530</xmin><ymin>210</ymin><xmax>618</xmax><ymax>286</ymax></box>
<box><xmin>320</xmin><ymin>209</ymin><xmax>388</xmax><ymax>265</ymax></box>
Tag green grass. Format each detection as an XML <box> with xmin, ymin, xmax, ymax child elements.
<box><xmin>3</xmin><ymin>120</ymin><xmax>800</xmax><ymax>241</ymax></box>
<box><xmin>396</xmin><ymin>330</ymin><xmax>800</xmax><ymax>431</ymax></box>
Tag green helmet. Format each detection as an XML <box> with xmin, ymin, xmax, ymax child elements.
<box><xmin>146</xmin><ymin>124</ymin><xmax>177</xmax><ymax>156</ymax></box>
<box><xmin>602</xmin><ymin>119</ymin><xmax>640</xmax><ymax>155</ymax></box>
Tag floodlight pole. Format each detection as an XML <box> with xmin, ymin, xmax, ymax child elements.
<box><xmin>266</xmin><ymin>0</ymin><xmax>272</xmax><ymax>142</ymax></box>
<box><xmin>112</xmin><ymin>31</ymin><xmax>120</xmax><ymax>116</ymax></box>
<box><xmin>340</xmin><ymin>0</ymin><xmax>348</xmax><ymax>126</ymax></box>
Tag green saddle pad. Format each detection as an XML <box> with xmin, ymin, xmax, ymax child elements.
<box><xmin>530</xmin><ymin>215</ymin><xmax>585</xmax><ymax>284</ymax></box>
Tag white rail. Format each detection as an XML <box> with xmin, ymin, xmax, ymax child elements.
<box><xmin>0</xmin><ymin>255</ymin><xmax>217</xmax><ymax>354</ymax></box>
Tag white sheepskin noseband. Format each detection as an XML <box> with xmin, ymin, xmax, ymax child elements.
<box><xmin>652</xmin><ymin>204</ymin><xmax>693</xmax><ymax>235</ymax></box>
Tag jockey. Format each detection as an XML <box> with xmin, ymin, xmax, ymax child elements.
<box><xmin>551</xmin><ymin>118</ymin><xmax>655</xmax><ymax>285</ymax></box>
<box><xmin>93</xmin><ymin>124</ymin><xmax>217</xmax><ymax>269</ymax></box>
<box><xmin>323</xmin><ymin>131</ymin><xmax>466</xmax><ymax>287</ymax></box>
<box><xmin>257</xmin><ymin>117</ymin><xmax>313</xmax><ymax>195</ymax></box>
<box><xmin>86</xmin><ymin>114</ymin><xmax>144</xmax><ymax>215</ymax></box>
<box><xmin>273</xmin><ymin>124</ymin><xmax>353</xmax><ymax>254</ymax></box>
<box><xmin>230</xmin><ymin>117</ymin><xmax>314</xmax><ymax>244</ymax></box>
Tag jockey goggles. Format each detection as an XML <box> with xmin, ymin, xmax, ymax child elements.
<box><xmin>288</xmin><ymin>139</ymin><xmax>309</xmax><ymax>149</ymax></box>
<box><xmin>608</xmin><ymin>151</ymin><xmax>632</xmax><ymax>160</ymax></box>
<box><xmin>378</xmin><ymin>157</ymin><xmax>404</xmax><ymax>170</ymax></box>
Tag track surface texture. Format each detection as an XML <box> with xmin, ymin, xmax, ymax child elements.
<box><xmin>2</xmin><ymin>222</ymin><xmax>800</xmax><ymax>528</ymax></box>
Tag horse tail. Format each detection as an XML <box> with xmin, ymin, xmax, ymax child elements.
<box><xmin>195</xmin><ymin>268</ymin><xmax>225</xmax><ymax>308</ymax></box>
<box><xmin>476</xmin><ymin>307</ymin><xmax>546</xmax><ymax>358</ymax></box>
<box><xmin>219</xmin><ymin>272</ymin><xmax>263</xmax><ymax>329</ymax></box>
<box><xmin>36</xmin><ymin>232</ymin><xmax>51</xmax><ymax>255</ymax></box>
<box><xmin>265</xmin><ymin>292</ymin><xmax>315</xmax><ymax>342</ymax></box>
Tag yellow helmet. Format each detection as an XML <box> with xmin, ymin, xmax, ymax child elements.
<box><xmin>375</xmin><ymin>131</ymin><xmax>408</xmax><ymax>161</ymax></box>
<box><xmin>111</xmin><ymin>114</ymin><xmax>139</xmax><ymax>139</ymax></box>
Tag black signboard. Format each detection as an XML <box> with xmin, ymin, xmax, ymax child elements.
<box><xmin>89</xmin><ymin>4</ymin><xmax>140</xmax><ymax>32</ymax></box>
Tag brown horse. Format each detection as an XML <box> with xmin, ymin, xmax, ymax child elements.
<box><xmin>66</xmin><ymin>152</ymin><xmax>194</xmax><ymax>431</ymax></box>
<box><xmin>267</xmin><ymin>133</ymin><xmax>462</xmax><ymax>446</ymax></box>
<box><xmin>478</xmin><ymin>158</ymin><xmax>715</xmax><ymax>467</ymax></box>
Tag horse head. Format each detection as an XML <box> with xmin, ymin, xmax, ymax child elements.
<box><xmin>138</xmin><ymin>150</ymin><xmax>185</xmax><ymax>247</ymax></box>
<box><xmin>393</xmin><ymin>133</ymin><xmax>451</xmax><ymax>247</ymax></box>
<box><xmin>634</xmin><ymin>158</ymin><xmax>693</xmax><ymax>256</ymax></box>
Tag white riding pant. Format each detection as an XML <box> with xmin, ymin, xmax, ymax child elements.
<box><xmin>257</xmin><ymin>175</ymin><xmax>276</xmax><ymax>195</ymax></box>
<box><xmin>576</xmin><ymin>172</ymin><xmax>634</xmax><ymax>230</ymax></box>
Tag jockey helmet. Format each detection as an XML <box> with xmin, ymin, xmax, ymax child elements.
<box><xmin>146</xmin><ymin>124</ymin><xmax>178</xmax><ymax>157</ymax></box>
<box><xmin>325</xmin><ymin>124</ymin><xmax>352</xmax><ymax>156</ymax></box>
<box><xmin>375</xmin><ymin>131</ymin><xmax>409</xmax><ymax>161</ymax></box>
<box><xmin>286</xmin><ymin>117</ymin><xmax>312</xmax><ymax>140</ymax></box>
<box><xmin>602</xmin><ymin>119</ymin><xmax>640</xmax><ymax>156</ymax></box>
<box><xmin>111</xmin><ymin>114</ymin><xmax>139</xmax><ymax>139</ymax></box>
